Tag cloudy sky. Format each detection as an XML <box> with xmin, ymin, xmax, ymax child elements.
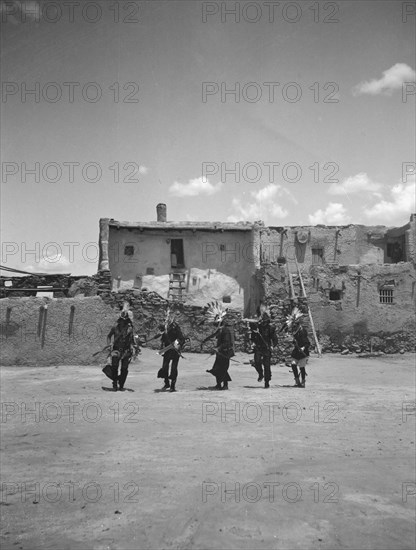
<box><xmin>1</xmin><ymin>0</ymin><xmax>415</xmax><ymax>274</ymax></box>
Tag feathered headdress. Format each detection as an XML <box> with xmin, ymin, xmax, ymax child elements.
<box><xmin>120</xmin><ymin>300</ymin><xmax>133</xmax><ymax>321</ymax></box>
<box><xmin>258</xmin><ymin>302</ymin><xmax>270</xmax><ymax>322</ymax></box>
<box><xmin>164</xmin><ymin>307</ymin><xmax>176</xmax><ymax>331</ymax></box>
<box><xmin>285</xmin><ymin>307</ymin><xmax>303</xmax><ymax>330</ymax></box>
<box><xmin>205</xmin><ymin>300</ymin><xmax>228</xmax><ymax>325</ymax></box>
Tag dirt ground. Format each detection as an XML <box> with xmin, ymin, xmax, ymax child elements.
<box><xmin>1</xmin><ymin>350</ymin><xmax>415</xmax><ymax>550</ymax></box>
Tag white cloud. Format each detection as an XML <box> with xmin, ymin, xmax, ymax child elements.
<box><xmin>363</xmin><ymin>176</ymin><xmax>416</xmax><ymax>223</ymax></box>
<box><xmin>328</xmin><ymin>173</ymin><xmax>383</xmax><ymax>195</ymax></box>
<box><xmin>185</xmin><ymin>213</ymin><xmax>198</xmax><ymax>221</ymax></box>
<box><xmin>138</xmin><ymin>165</ymin><xmax>149</xmax><ymax>175</ymax></box>
<box><xmin>308</xmin><ymin>203</ymin><xmax>351</xmax><ymax>225</ymax></box>
<box><xmin>27</xmin><ymin>254</ymin><xmax>72</xmax><ymax>274</ymax></box>
<box><xmin>352</xmin><ymin>63</ymin><xmax>416</xmax><ymax>96</ymax></box>
<box><xmin>169</xmin><ymin>176</ymin><xmax>222</xmax><ymax>197</ymax></box>
<box><xmin>227</xmin><ymin>184</ymin><xmax>289</xmax><ymax>223</ymax></box>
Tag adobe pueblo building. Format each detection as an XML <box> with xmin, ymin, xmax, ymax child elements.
<box><xmin>1</xmin><ymin>205</ymin><xmax>414</xmax><ymax>366</ymax></box>
<box><xmin>98</xmin><ymin>204</ymin><xmax>261</xmax><ymax>313</ymax></box>
<box><xmin>98</xmin><ymin>205</ymin><xmax>415</xmax><ymax>353</ymax></box>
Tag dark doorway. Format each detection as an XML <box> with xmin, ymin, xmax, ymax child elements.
<box><xmin>171</xmin><ymin>239</ymin><xmax>184</xmax><ymax>268</ymax></box>
<box><xmin>386</xmin><ymin>236</ymin><xmax>406</xmax><ymax>263</ymax></box>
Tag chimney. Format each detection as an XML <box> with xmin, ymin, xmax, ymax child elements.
<box><xmin>156</xmin><ymin>203</ymin><xmax>167</xmax><ymax>222</ymax></box>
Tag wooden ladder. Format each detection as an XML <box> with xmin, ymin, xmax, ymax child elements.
<box><xmin>287</xmin><ymin>259</ymin><xmax>322</xmax><ymax>356</ymax></box>
<box><xmin>168</xmin><ymin>272</ymin><xmax>186</xmax><ymax>302</ymax></box>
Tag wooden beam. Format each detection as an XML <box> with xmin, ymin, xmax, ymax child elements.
<box><xmin>294</xmin><ymin>257</ymin><xmax>322</xmax><ymax>357</ymax></box>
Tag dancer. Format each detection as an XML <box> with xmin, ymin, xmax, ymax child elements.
<box><xmin>251</xmin><ymin>303</ymin><xmax>278</xmax><ymax>388</ymax></box>
<box><xmin>156</xmin><ymin>309</ymin><xmax>185</xmax><ymax>392</ymax></box>
<box><xmin>285</xmin><ymin>307</ymin><xmax>310</xmax><ymax>388</ymax></box>
<box><xmin>200</xmin><ymin>301</ymin><xmax>235</xmax><ymax>390</ymax></box>
<box><xmin>106</xmin><ymin>311</ymin><xmax>135</xmax><ymax>391</ymax></box>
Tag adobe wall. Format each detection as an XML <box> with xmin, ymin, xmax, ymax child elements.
<box><xmin>99</xmin><ymin>289</ymin><xmax>246</xmax><ymax>353</ymax></box>
<box><xmin>0</xmin><ymin>296</ymin><xmax>117</xmax><ymax>366</ymax></box>
<box><xmin>0</xmin><ymin>291</ymin><xmax>248</xmax><ymax>366</ymax></box>
<box><xmin>107</xmin><ymin>226</ymin><xmax>258</xmax><ymax>314</ymax></box>
<box><xmin>0</xmin><ymin>271</ymin><xmax>112</xmax><ymax>299</ymax></box>
<box><xmin>259</xmin><ymin>218</ymin><xmax>414</xmax><ymax>268</ymax></box>
<box><xmin>261</xmin><ymin>262</ymin><xmax>416</xmax><ymax>353</ymax></box>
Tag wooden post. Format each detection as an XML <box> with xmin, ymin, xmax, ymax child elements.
<box><xmin>41</xmin><ymin>305</ymin><xmax>48</xmax><ymax>349</ymax></box>
<box><xmin>98</xmin><ymin>218</ymin><xmax>110</xmax><ymax>271</ymax></box>
<box><xmin>68</xmin><ymin>305</ymin><xmax>75</xmax><ymax>337</ymax></box>
<box><xmin>295</xmin><ymin>258</ymin><xmax>322</xmax><ymax>357</ymax></box>
<box><xmin>37</xmin><ymin>306</ymin><xmax>44</xmax><ymax>338</ymax></box>
<box><xmin>279</xmin><ymin>230</ymin><xmax>284</xmax><ymax>258</ymax></box>
<box><xmin>334</xmin><ymin>229</ymin><xmax>339</xmax><ymax>261</ymax></box>
<box><xmin>288</xmin><ymin>270</ymin><xmax>295</xmax><ymax>302</ymax></box>
<box><xmin>186</xmin><ymin>268</ymin><xmax>191</xmax><ymax>293</ymax></box>
<box><xmin>356</xmin><ymin>270</ymin><xmax>361</xmax><ymax>307</ymax></box>
<box><xmin>5</xmin><ymin>307</ymin><xmax>11</xmax><ymax>339</ymax></box>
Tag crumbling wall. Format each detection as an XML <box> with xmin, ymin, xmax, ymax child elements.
<box><xmin>259</xmin><ymin>219</ymin><xmax>415</xmax><ymax>268</ymax></box>
<box><xmin>0</xmin><ymin>273</ymin><xmax>111</xmax><ymax>299</ymax></box>
<box><xmin>0</xmin><ymin>291</ymin><xmax>248</xmax><ymax>366</ymax></box>
<box><xmin>260</xmin><ymin>262</ymin><xmax>416</xmax><ymax>354</ymax></box>
<box><xmin>0</xmin><ymin>296</ymin><xmax>117</xmax><ymax>366</ymax></box>
<box><xmin>100</xmin><ymin>289</ymin><xmax>246</xmax><ymax>353</ymax></box>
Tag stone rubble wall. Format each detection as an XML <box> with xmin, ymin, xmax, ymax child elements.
<box><xmin>1</xmin><ymin>256</ymin><xmax>415</xmax><ymax>366</ymax></box>
<box><xmin>260</xmin><ymin>262</ymin><xmax>416</xmax><ymax>354</ymax></box>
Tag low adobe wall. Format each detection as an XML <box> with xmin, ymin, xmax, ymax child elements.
<box><xmin>0</xmin><ymin>292</ymin><xmax>247</xmax><ymax>366</ymax></box>
<box><xmin>0</xmin><ymin>296</ymin><xmax>117</xmax><ymax>366</ymax></box>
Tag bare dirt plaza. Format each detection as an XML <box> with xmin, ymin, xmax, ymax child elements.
<box><xmin>1</xmin><ymin>351</ymin><xmax>415</xmax><ymax>550</ymax></box>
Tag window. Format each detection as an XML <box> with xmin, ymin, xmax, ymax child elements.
<box><xmin>329</xmin><ymin>290</ymin><xmax>342</xmax><ymax>301</ymax></box>
<box><xmin>220</xmin><ymin>244</ymin><xmax>226</xmax><ymax>251</ymax></box>
<box><xmin>171</xmin><ymin>239</ymin><xmax>184</xmax><ymax>268</ymax></box>
<box><xmin>222</xmin><ymin>295</ymin><xmax>231</xmax><ymax>303</ymax></box>
<box><xmin>312</xmin><ymin>248</ymin><xmax>324</xmax><ymax>265</ymax></box>
<box><xmin>387</xmin><ymin>240</ymin><xmax>405</xmax><ymax>263</ymax></box>
<box><xmin>124</xmin><ymin>245</ymin><xmax>134</xmax><ymax>256</ymax></box>
<box><xmin>146</xmin><ymin>267</ymin><xmax>154</xmax><ymax>275</ymax></box>
<box><xmin>379</xmin><ymin>289</ymin><xmax>393</xmax><ymax>304</ymax></box>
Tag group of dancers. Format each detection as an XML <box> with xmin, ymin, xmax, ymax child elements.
<box><xmin>103</xmin><ymin>299</ymin><xmax>311</xmax><ymax>392</ymax></box>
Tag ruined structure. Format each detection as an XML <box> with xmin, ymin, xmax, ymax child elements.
<box><xmin>1</xmin><ymin>207</ymin><xmax>415</xmax><ymax>365</ymax></box>
<box><xmin>97</xmin><ymin>206</ymin><xmax>416</xmax><ymax>353</ymax></box>
<box><xmin>98</xmin><ymin>204</ymin><xmax>261</xmax><ymax>314</ymax></box>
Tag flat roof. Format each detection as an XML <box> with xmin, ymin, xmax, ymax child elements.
<box><xmin>107</xmin><ymin>220</ymin><xmax>255</xmax><ymax>232</ymax></box>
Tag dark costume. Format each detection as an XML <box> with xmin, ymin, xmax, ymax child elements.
<box><xmin>203</xmin><ymin>322</ymin><xmax>235</xmax><ymax>390</ymax></box>
<box><xmin>291</xmin><ymin>324</ymin><xmax>310</xmax><ymax>388</ymax></box>
<box><xmin>250</xmin><ymin>314</ymin><xmax>278</xmax><ymax>388</ymax></box>
<box><xmin>157</xmin><ymin>322</ymin><xmax>185</xmax><ymax>392</ymax></box>
<box><xmin>107</xmin><ymin>315</ymin><xmax>134</xmax><ymax>390</ymax></box>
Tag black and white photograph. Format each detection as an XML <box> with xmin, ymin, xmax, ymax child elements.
<box><xmin>1</xmin><ymin>1</ymin><xmax>415</xmax><ymax>548</ymax></box>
